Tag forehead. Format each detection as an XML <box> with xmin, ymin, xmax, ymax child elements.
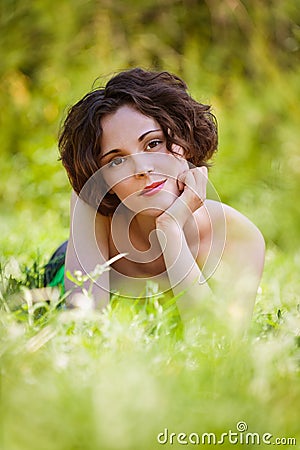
<box><xmin>100</xmin><ymin>105</ymin><xmax>161</xmax><ymax>149</ymax></box>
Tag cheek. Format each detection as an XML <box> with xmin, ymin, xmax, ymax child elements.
<box><xmin>102</xmin><ymin>167</ymin><xmax>132</xmax><ymax>191</ymax></box>
<box><xmin>155</xmin><ymin>152</ymin><xmax>188</xmax><ymax>179</ymax></box>
<box><xmin>111</xmin><ymin>179</ymin><xmax>134</xmax><ymax>200</ymax></box>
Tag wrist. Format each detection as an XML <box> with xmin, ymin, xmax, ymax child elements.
<box><xmin>156</xmin><ymin>212</ymin><xmax>184</xmax><ymax>232</ymax></box>
<box><xmin>155</xmin><ymin>217</ymin><xmax>185</xmax><ymax>257</ymax></box>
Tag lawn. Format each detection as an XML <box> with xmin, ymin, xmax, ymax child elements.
<box><xmin>0</xmin><ymin>245</ymin><xmax>299</xmax><ymax>449</ymax></box>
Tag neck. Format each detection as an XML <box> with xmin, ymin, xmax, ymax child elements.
<box><xmin>129</xmin><ymin>210</ymin><xmax>162</xmax><ymax>258</ymax></box>
<box><xmin>132</xmin><ymin>212</ymin><xmax>157</xmax><ymax>239</ymax></box>
<box><xmin>113</xmin><ymin>205</ymin><xmax>162</xmax><ymax>258</ymax></box>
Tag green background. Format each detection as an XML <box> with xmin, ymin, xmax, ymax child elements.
<box><xmin>1</xmin><ymin>0</ymin><xmax>299</xmax><ymax>261</ymax></box>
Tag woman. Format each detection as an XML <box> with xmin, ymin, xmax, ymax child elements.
<box><xmin>55</xmin><ymin>68</ymin><xmax>264</xmax><ymax>328</ymax></box>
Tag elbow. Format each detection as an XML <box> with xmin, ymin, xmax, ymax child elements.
<box><xmin>254</xmin><ymin>227</ymin><xmax>266</xmax><ymax>277</ymax></box>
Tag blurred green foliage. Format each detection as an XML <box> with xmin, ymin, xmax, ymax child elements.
<box><xmin>0</xmin><ymin>0</ymin><xmax>300</xmax><ymax>259</ymax></box>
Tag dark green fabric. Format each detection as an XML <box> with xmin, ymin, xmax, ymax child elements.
<box><xmin>44</xmin><ymin>241</ymin><xmax>67</xmax><ymax>292</ymax></box>
<box><xmin>48</xmin><ymin>264</ymin><xmax>65</xmax><ymax>292</ymax></box>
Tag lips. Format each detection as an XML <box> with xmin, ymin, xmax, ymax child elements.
<box><xmin>140</xmin><ymin>179</ymin><xmax>167</xmax><ymax>196</ymax></box>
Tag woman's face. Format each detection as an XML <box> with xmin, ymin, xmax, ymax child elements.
<box><xmin>99</xmin><ymin>105</ymin><xmax>188</xmax><ymax>216</ymax></box>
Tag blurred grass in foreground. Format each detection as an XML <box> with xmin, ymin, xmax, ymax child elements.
<box><xmin>0</xmin><ymin>250</ymin><xmax>299</xmax><ymax>450</ymax></box>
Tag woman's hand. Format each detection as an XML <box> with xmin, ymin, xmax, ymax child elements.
<box><xmin>154</xmin><ymin>163</ymin><xmax>212</xmax><ymax>318</ymax></box>
<box><xmin>156</xmin><ymin>164</ymin><xmax>208</xmax><ymax>230</ymax></box>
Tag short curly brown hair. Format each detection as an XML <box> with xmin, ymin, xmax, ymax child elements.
<box><xmin>59</xmin><ymin>68</ymin><xmax>218</xmax><ymax>215</ymax></box>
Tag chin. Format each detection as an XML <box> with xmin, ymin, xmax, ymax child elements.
<box><xmin>121</xmin><ymin>189</ymin><xmax>179</xmax><ymax>216</ymax></box>
<box><xmin>138</xmin><ymin>208</ymin><xmax>165</xmax><ymax>217</ymax></box>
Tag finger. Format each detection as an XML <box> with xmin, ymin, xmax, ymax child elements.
<box><xmin>199</xmin><ymin>166</ymin><xmax>208</xmax><ymax>179</ymax></box>
<box><xmin>186</xmin><ymin>168</ymin><xmax>207</xmax><ymax>202</ymax></box>
<box><xmin>177</xmin><ymin>170</ymin><xmax>189</xmax><ymax>185</ymax></box>
<box><xmin>178</xmin><ymin>167</ymin><xmax>207</xmax><ymax>197</ymax></box>
<box><xmin>194</xmin><ymin>166</ymin><xmax>208</xmax><ymax>188</ymax></box>
<box><xmin>176</xmin><ymin>178</ymin><xmax>185</xmax><ymax>193</ymax></box>
<box><xmin>193</xmin><ymin>175</ymin><xmax>206</xmax><ymax>202</ymax></box>
<box><xmin>184</xmin><ymin>170</ymin><xmax>197</xmax><ymax>187</ymax></box>
<box><xmin>180</xmin><ymin>172</ymin><xmax>198</xmax><ymax>200</ymax></box>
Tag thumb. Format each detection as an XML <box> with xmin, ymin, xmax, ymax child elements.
<box><xmin>176</xmin><ymin>179</ymin><xmax>184</xmax><ymax>193</ymax></box>
<box><xmin>176</xmin><ymin>170</ymin><xmax>188</xmax><ymax>193</ymax></box>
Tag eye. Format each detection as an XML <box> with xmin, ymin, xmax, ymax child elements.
<box><xmin>146</xmin><ymin>139</ymin><xmax>163</xmax><ymax>151</ymax></box>
<box><xmin>108</xmin><ymin>156</ymin><xmax>126</xmax><ymax>168</ymax></box>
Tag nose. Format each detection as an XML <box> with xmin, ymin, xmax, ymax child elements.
<box><xmin>132</xmin><ymin>153</ymin><xmax>154</xmax><ymax>177</ymax></box>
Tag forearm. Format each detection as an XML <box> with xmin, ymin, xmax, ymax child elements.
<box><xmin>156</xmin><ymin>222</ymin><xmax>212</xmax><ymax>319</ymax></box>
<box><xmin>65</xmin><ymin>191</ymin><xmax>110</xmax><ymax>310</ymax></box>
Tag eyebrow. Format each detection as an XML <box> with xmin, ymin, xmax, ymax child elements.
<box><xmin>100</xmin><ymin>129</ymin><xmax>162</xmax><ymax>160</ymax></box>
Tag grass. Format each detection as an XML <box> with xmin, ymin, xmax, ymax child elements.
<box><xmin>0</xmin><ymin>246</ymin><xmax>299</xmax><ymax>450</ymax></box>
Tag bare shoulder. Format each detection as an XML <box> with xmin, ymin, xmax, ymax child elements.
<box><xmin>70</xmin><ymin>191</ymin><xmax>110</xmax><ymax>237</ymax></box>
<box><xmin>204</xmin><ymin>199</ymin><xmax>265</xmax><ymax>273</ymax></box>
<box><xmin>221</xmin><ymin>201</ymin><xmax>264</xmax><ymax>248</ymax></box>
<box><xmin>68</xmin><ymin>191</ymin><xmax>110</xmax><ymax>267</ymax></box>
<box><xmin>201</xmin><ymin>200</ymin><xmax>264</xmax><ymax>243</ymax></box>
